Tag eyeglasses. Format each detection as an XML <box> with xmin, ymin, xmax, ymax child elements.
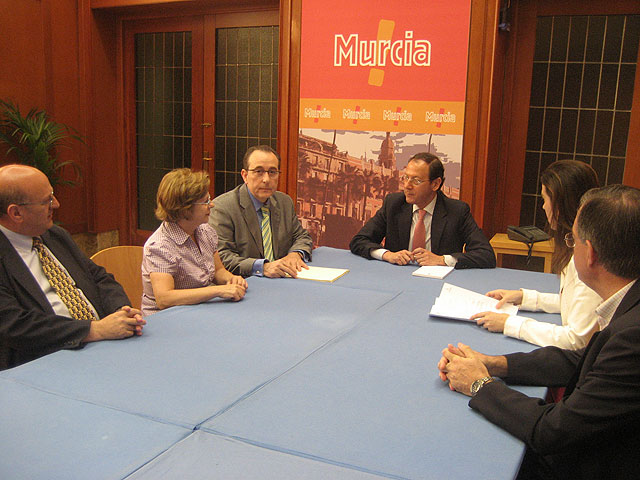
<box><xmin>247</xmin><ymin>168</ymin><xmax>280</xmax><ymax>178</ymax></box>
<box><xmin>17</xmin><ymin>192</ymin><xmax>55</xmax><ymax>208</ymax></box>
<box><xmin>400</xmin><ymin>175</ymin><xmax>427</xmax><ymax>186</ymax></box>
<box><xmin>193</xmin><ymin>196</ymin><xmax>213</xmax><ymax>206</ymax></box>
<box><xmin>564</xmin><ymin>232</ymin><xmax>575</xmax><ymax>248</ymax></box>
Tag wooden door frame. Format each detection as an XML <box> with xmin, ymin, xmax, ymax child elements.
<box><xmin>123</xmin><ymin>16</ymin><xmax>204</xmax><ymax>245</ymax></box>
<box><xmin>494</xmin><ymin>0</ymin><xmax>640</xmax><ymax>234</ymax></box>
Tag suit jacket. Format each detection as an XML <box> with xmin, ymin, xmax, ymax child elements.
<box><xmin>470</xmin><ymin>279</ymin><xmax>640</xmax><ymax>480</ymax></box>
<box><xmin>0</xmin><ymin>225</ymin><xmax>130</xmax><ymax>370</ymax></box>
<box><xmin>349</xmin><ymin>191</ymin><xmax>495</xmax><ymax>269</ymax></box>
<box><xmin>209</xmin><ymin>184</ymin><xmax>313</xmax><ymax>277</ymax></box>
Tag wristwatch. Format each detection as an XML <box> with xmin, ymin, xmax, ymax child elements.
<box><xmin>470</xmin><ymin>376</ymin><xmax>494</xmax><ymax>396</ymax></box>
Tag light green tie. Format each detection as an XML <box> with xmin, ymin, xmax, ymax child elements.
<box><xmin>260</xmin><ymin>206</ymin><xmax>275</xmax><ymax>261</ymax></box>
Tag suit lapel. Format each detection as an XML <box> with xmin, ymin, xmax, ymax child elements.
<box><xmin>399</xmin><ymin>202</ymin><xmax>413</xmax><ymax>249</ymax></box>
<box><xmin>431</xmin><ymin>192</ymin><xmax>446</xmax><ymax>251</ymax></box>
<box><xmin>0</xmin><ymin>231</ymin><xmax>55</xmax><ymax>314</ymax></box>
<box><xmin>268</xmin><ymin>195</ymin><xmax>281</xmax><ymax>257</ymax></box>
<box><xmin>238</xmin><ymin>184</ymin><xmax>265</xmax><ymax>256</ymax></box>
<box><xmin>611</xmin><ymin>279</ymin><xmax>640</xmax><ymax>320</ymax></box>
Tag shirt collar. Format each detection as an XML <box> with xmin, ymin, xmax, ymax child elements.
<box><xmin>247</xmin><ymin>188</ymin><xmax>269</xmax><ymax>212</ymax></box>
<box><xmin>162</xmin><ymin>221</ymin><xmax>192</xmax><ymax>246</ymax></box>
<box><xmin>412</xmin><ymin>194</ymin><xmax>437</xmax><ymax>216</ymax></box>
<box><xmin>0</xmin><ymin>223</ymin><xmax>36</xmax><ymax>254</ymax></box>
<box><xmin>595</xmin><ymin>279</ymin><xmax>637</xmax><ymax>329</ymax></box>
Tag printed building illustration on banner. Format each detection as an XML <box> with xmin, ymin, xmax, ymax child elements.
<box><xmin>298</xmin><ymin>0</ymin><xmax>472</xmax><ymax>248</ymax></box>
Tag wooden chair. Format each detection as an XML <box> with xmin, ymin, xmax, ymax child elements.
<box><xmin>90</xmin><ymin>246</ymin><xmax>144</xmax><ymax>310</ymax></box>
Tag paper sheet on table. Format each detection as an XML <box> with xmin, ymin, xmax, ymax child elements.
<box><xmin>412</xmin><ymin>265</ymin><xmax>454</xmax><ymax>279</ymax></box>
<box><xmin>295</xmin><ymin>266</ymin><xmax>349</xmax><ymax>282</ymax></box>
<box><xmin>429</xmin><ymin>283</ymin><xmax>518</xmax><ymax>321</ymax></box>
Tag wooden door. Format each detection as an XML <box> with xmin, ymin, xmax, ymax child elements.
<box><xmin>123</xmin><ymin>10</ymin><xmax>278</xmax><ymax>245</ymax></box>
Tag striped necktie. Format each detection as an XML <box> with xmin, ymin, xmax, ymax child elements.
<box><xmin>260</xmin><ymin>206</ymin><xmax>275</xmax><ymax>261</ymax></box>
<box><xmin>32</xmin><ymin>237</ymin><xmax>96</xmax><ymax>321</ymax></box>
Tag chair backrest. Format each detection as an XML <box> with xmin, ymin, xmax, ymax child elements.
<box><xmin>90</xmin><ymin>246</ymin><xmax>144</xmax><ymax>310</ymax></box>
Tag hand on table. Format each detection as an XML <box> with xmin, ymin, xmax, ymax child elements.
<box><xmin>264</xmin><ymin>252</ymin><xmax>308</xmax><ymax>278</ymax></box>
<box><xmin>437</xmin><ymin>343</ymin><xmax>490</xmax><ymax>396</ymax></box>
<box><xmin>412</xmin><ymin>248</ymin><xmax>446</xmax><ymax>266</ymax></box>
<box><xmin>471</xmin><ymin>311</ymin><xmax>509</xmax><ymax>333</ymax></box>
<box><xmin>382</xmin><ymin>250</ymin><xmax>413</xmax><ymax>265</ymax></box>
<box><xmin>485</xmin><ymin>289</ymin><xmax>523</xmax><ymax>308</ymax></box>
<box><xmin>86</xmin><ymin>306</ymin><xmax>146</xmax><ymax>342</ymax></box>
<box><xmin>226</xmin><ymin>274</ymin><xmax>248</xmax><ymax>290</ymax></box>
<box><xmin>216</xmin><ymin>283</ymin><xmax>246</xmax><ymax>301</ymax></box>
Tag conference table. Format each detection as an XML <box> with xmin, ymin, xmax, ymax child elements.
<box><xmin>0</xmin><ymin>247</ymin><xmax>561</xmax><ymax>479</ymax></box>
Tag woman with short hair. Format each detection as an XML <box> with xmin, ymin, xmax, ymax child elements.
<box><xmin>141</xmin><ymin>168</ymin><xmax>247</xmax><ymax>316</ymax></box>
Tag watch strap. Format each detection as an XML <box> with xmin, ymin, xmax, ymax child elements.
<box><xmin>471</xmin><ymin>376</ymin><xmax>494</xmax><ymax>396</ymax></box>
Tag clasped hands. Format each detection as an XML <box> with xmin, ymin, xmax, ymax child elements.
<box><xmin>382</xmin><ymin>248</ymin><xmax>445</xmax><ymax>266</ymax></box>
<box><xmin>437</xmin><ymin>343</ymin><xmax>501</xmax><ymax>396</ymax></box>
<box><xmin>263</xmin><ymin>252</ymin><xmax>309</xmax><ymax>278</ymax></box>
<box><xmin>85</xmin><ymin>306</ymin><xmax>146</xmax><ymax>342</ymax></box>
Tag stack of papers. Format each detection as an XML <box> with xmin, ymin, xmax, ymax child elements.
<box><xmin>429</xmin><ymin>283</ymin><xmax>518</xmax><ymax>321</ymax></box>
<box><xmin>412</xmin><ymin>265</ymin><xmax>454</xmax><ymax>279</ymax></box>
<box><xmin>295</xmin><ymin>266</ymin><xmax>349</xmax><ymax>282</ymax></box>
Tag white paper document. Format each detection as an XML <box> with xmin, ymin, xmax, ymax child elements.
<box><xmin>429</xmin><ymin>283</ymin><xmax>518</xmax><ymax>321</ymax></box>
<box><xmin>295</xmin><ymin>266</ymin><xmax>349</xmax><ymax>282</ymax></box>
<box><xmin>412</xmin><ymin>265</ymin><xmax>454</xmax><ymax>279</ymax></box>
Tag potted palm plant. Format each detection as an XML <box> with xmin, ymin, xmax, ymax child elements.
<box><xmin>0</xmin><ymin>100</ymin><xmax>83</xmax><ymax>186</ymax></box>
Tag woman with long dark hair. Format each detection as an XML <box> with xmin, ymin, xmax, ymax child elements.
<box><xmin>471</xmin><ymin>160</ymin><xmax>602</xmax><ymax>349</ymax></box>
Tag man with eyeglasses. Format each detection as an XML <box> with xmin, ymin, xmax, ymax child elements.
<box><xmin>210</xmin><ymin>145</ymin><xmax>313</xmax><ymax>278</ymax></box>
<box><xmin>350</xmin><ymin>152</ymin><xmax>495</xmax><ymax>269</ymax></box>
<box><xmin>0</xmin><ymin>164</ymin><xmax>145</xmax><ymax>370</ymax></box>
<box><xmin>438</xmin><ymin>185</ymin><xmax>640</xmax><ymax>480</ymax></box>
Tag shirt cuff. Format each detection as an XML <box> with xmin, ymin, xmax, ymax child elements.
<box><xmin>503</xmin><ymin>315</ymin><xmax>524</xmax><ymax>339</ymax></box>
<box><xmin>292</xmin><ymin>250</ymin><xmax>310</xmax><ymax>262</ymax></box>
<box><xmin>370</xmin><ymin>248</ymin><xmax>388</xmax><ymax>261</ymax></box>
<box><xmin>443</xmin><ymin>255</ymin><xmax>457</xmax><ymax>267</ymax></box>
<box><xmin>252</xmin><ymin>259</ymin><xmax>266</xmax><ymax>277</ymax></box>
<box><xmin>520</xmin><ymin>288</ymin><xmax>537</xmax><ymax>310</ymax></box>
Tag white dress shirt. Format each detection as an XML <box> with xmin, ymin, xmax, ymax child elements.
<box><xmin>503</xmin><ymin>256</ymin><xmax>602</xmax><ymax>349</ymax></box>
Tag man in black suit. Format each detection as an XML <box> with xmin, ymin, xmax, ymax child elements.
<box><xmin>0</xmin><ymin>164</ymin><xmax>145</xmax><ymax>370</ymax></box>
<box><xmin>438</xmin><ymin>184</ymin><xmax>640</xmax><ymax>480</ymax></box>
<box><xmin>349</xmin><ymin>152</ymin><xmax>495</xmax><ymax>269</ymax></box>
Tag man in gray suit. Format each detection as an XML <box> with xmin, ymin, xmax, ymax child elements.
<box><xmin>209</xmin><ymin>145</ymin><xmax>313</xmax><ymax>278</ymax></box>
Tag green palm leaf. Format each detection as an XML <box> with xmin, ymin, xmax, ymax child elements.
<box><xmin>0</xmin><ymin>100</ymin><xmax>84</xmax><ymax>187</ymax></box>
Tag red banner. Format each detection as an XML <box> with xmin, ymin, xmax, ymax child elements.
<box><xmin>297</xmin><ymin>0</ymin><xmax>472</xmax><ymax>249</ymax></box>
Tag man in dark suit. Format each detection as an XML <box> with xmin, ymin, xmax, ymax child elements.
<box><xmin>210</xmin><ymin>145</ymin><xmax>313</xmax><ymax>278</ymax></box>
<box><xmin>438</xmin><ymin>184</ymin><xmax>640</xmax><ymax>480</ymax></box>
<box><xmin>0</xmin><ymin>164</ymin><xmax>145</xmax><ymax>370</ymax></box>
<box><xmin>349</xmin><ymin>152</ymin><xmax>495</xmax><ymax>269</ymax></box>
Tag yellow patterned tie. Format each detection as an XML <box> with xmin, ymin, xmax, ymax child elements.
<box><xmin>260</xmin><ymin>207</ymin><xmax>275</xmax><ymax>261</ymax></box>
<box><xmin>32</xmin><ymin>237</ymin><xmax>96</xmax><ymax>321</ymax></box>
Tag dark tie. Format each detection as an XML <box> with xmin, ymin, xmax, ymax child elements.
<box><xmin>32</xmin><ymin>237</ymin><xmax>96</xmax><ymax>321</ymax></box>
<box><xmin>260</xmin><ymin>207</ymin><xmax>275</xmax><ymax>261</ymax></box>
<box><xmin>412</xmin><ymin>209</ymin><xmax>427</xmax><ymax>250</ymax></box>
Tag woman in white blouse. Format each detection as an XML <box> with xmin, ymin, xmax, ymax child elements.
<box><xmin>471</xmin><ymin>160</ymin><xmax>602</xmax><ymax>349</ymax></box>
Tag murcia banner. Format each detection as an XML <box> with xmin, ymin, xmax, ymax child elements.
<box><xmin>297</xmin><ymin>0</ymin><xmax>472</xmax><ymax>248</ymax></box>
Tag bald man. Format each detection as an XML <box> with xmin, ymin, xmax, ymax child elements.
<box><xmin>0</xmin><ymin>165</ymin><xmax>145</xmax><ymax>370</ymax></box>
